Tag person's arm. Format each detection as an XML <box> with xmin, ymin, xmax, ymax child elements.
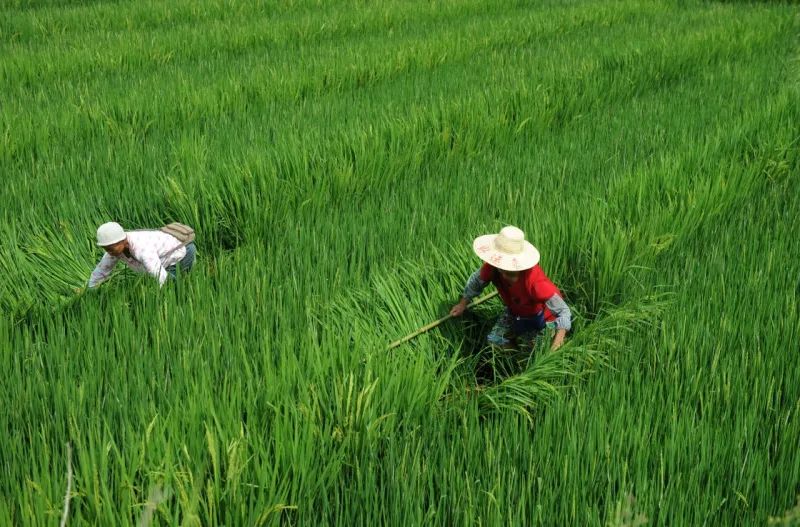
<box><xmin>87</xmin><ymin>253</ymin><xmax>118</xmax><ymax>288</ymax></box>
<box><xmin>136</xmin><ymin>246</ymin><xmax>169</xmax><ymax>287</ymax></box>
<box><xmin>545</xmin><ymin>294</ymin><xmax>572</xmax><ymax>351</ymax></box>
<box><xmin>450</xmin><ymin>269</ymin><xmax>488</xmax><ymax>316</ymax></box>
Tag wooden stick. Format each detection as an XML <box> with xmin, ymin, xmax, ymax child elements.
<box><xmin>386</xmin><ymin>291</ymin><xmax>499</xmax><ymax>350</ymax></box>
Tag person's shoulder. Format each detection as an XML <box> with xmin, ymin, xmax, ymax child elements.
<box><xmin>525</xmin><ymin>264</ymin><xmax>547</xmax><ymax>279</ymax></box>
<box><xmin>128</xmin><ymin>229</ymin><xmax>166</xmax><ymax>240</ymax></box>
<box><xmin>479</xmin><ymin>262</ymin><xmax>495</xmax><ymax>281</ymax></box>
<box><xmin>525</xmin><ymin>264</ymin><xmax>559</xmax><ymax>295</ymax></box>
<box><xmin>524</xmin><ymin>264</ymin><xmax>551</xmax><ymax>287</ymax></box>
<box><xmin>127</xmin><ymin>230</ymin><xmax>163</xmax><ymax>251</ymax></box>
<box><xmin>125</xmin><ymin>230</ymin><xmax>147</xmax><ymax>240</ymax></box>
<box><xmin>125</xmin><ymin>230</ymin><xmax>148</xmax><ymax>247</ymax></box>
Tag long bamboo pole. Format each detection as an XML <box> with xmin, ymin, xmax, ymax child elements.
<box><xmin>386</xmin><ymin>291</ymin><xmax>499</xmax><ymax>351</ymax></box>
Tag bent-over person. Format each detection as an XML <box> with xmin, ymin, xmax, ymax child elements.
<box><xmin>450</xmin><ymin>225</ymin><xmax>571</xmax><ymax>351</ymax></box>
<box><xmin>87</xmin><ymin>222</ymin><xmax>196</xmax><ymax>289</ymax></box>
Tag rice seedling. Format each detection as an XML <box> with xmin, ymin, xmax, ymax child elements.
<box><xmin>1</xmin><ymin>0</ymin><xmax>798</xmax><ymax>524</ymax></box>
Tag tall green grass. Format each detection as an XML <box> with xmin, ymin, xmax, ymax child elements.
<box><xmin>1</xmin><ymin>0</ymin><xmax>798</xmax><ymax>524</ymax></box>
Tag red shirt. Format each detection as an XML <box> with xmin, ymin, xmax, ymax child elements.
<box><xmin>480</xmin><ymin>263</ymin><xmax>561</xmax><ymax>319</ymax></box>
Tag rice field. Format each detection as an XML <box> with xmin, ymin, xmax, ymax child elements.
<box><xmin>1</xmin><ymin>0</ymin><xmax>799</xmax><ymax>525</ymax></box>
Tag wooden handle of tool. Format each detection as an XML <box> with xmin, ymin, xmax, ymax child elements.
<box><xmin>386</xmin><ymin>290</ymin><xmax>499</xmax><ymax>351</ymax></box>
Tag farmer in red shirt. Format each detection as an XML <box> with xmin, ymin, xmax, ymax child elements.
<box><xmin>450</xmin><ymin>226</ymin><xmax>571</xmax><ymax>351</ymax></box>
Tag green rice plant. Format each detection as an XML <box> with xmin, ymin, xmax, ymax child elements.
<box><xmin>475</xmin><ymin>294</ymin><xmax>669</xmax><ymax>421</ymax></box>
<box><xmin>607</xmin><ymin>493</ymin><xmax>648</xmax><ymax>527</ymax></box>
<box><xmin>1</xmin><ymin>0</ymin><xmax>799</xmax><ymax>524</ymax></box>
<box><xmin>770</xmin><ymin>496</ymin><xmax>800</xmax><ymax>526</ymax></box>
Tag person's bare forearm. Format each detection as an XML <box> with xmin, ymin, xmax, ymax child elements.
<box><xmin>450</xmin><ymin>297</ymin><xmax>469</xmax><ymax>317</ymax></box>
<box><xmin>551</xmin><ymin>328</ymin><xmax>567</xmax><ymax>351</ymax></box>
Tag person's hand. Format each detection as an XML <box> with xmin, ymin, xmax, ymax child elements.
<box><xmin>450</xmin><ymin>298</ymin><xmax>469</xmax><ymax>317</ymax></box>
<box><xmin>550</xmin><ymin>329</ymin><xmax>567</xmax><ymax>351</ymax></box>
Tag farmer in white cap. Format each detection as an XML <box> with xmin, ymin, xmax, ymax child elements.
<box><xmin>86</xmin><ymin>221</ymin><xmax>196</xmax><ymax>289</ymax></box>
<box><xmin>450</xmin><ymin>226</ymin><xmax>572</xmax><ymax>351</ymax></box>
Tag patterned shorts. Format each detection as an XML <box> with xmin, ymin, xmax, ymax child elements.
<box><xmin>486</xmin><ymin>309</ymin><xmax>556</xmax><ymax>347</ymax></box>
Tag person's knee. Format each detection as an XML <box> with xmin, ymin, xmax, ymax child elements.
<box><xmin>487</xmin><ymin>333</ymin><xmax>512</xmax><ymax>348</ymax></box>
<box><xmin>182</xmin><ymin>245</ymin><xmax>197</xmax><ymax>271</ymax></box>
<box><xmin>486</xmin><ymin>333</ymin><xmax>501</xmax><ymax>346</ymax></box>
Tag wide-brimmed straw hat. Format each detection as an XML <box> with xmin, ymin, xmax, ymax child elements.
<box><xmin>472</xmin><ymin>225</ymin><xmax>540</xmax><ymax>271</ymax></box>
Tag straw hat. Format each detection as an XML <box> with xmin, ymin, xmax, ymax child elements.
<box><xmin>472</xmin><ymin>225</ymin><xmax>540</xmax><ymax>271</ymax></box>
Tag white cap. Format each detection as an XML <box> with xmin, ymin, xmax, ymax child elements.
<box><xmin>96</xmin><ymin>222</ymin><xmax>126</xmax><ymax>246</ymax></box>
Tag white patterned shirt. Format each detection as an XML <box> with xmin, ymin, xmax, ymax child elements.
<box><xmin>88</xmin><ymin>230</ymin><xmax>187</xmax><ymax>288</ymax></box>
